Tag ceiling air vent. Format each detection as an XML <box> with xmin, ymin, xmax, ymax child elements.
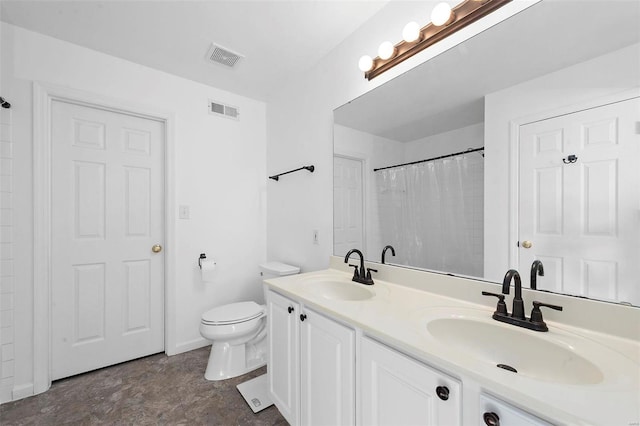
<box><xmin>206</xmin><ymin>44</ymin><xmax>243</xmax><ymax>68</ymax></box>
<box><xmin>209</xmin><ymin>100</ymin><xmax>240</xmax><ymax>121</ymax></box>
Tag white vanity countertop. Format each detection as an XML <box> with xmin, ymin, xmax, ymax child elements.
<box><xmin>264</xmin><ymin>267</ymin><xmax>640</xmax><ymax>426</ymax></box>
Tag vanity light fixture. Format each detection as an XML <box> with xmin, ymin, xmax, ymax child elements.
<box><xmin>378</xmin><ymin>41</ymin><xmax>396</xmax><ymax>60</ymax></box>
<box><xmin>402</xmin><ymin>21</ymin><xmax>422</xmax><ymax>43</ymax></box>
<box><xmin>358</xmin><ymin>55</ymin><xmax>374</xmax><ymax>72</ymax></box>
<box><xmin>360</xmin><ymin>0</ymin><xmax>512</xmax><ymax>80</ymax></box>
<box><xmin>431</xmin><ymin>2</ymin><xmax>454</xmax><ymax>27</ymax></box>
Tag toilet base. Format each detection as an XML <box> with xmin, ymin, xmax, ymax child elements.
<box><xmin>204</xmin><ymin>339</ymin><xmax>267</xmax><ymax>381</ymax></box>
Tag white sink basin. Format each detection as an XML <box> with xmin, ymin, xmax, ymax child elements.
<box><xmin>300</xmin><ymin>278</ymin><xmax>376</xmax><ymax>301</ymax></box>
<box><xmin>426</xmin><ymin>316</ymin><xmax>604</xmax><ymax>385</ymax></box>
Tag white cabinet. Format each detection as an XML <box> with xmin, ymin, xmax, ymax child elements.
<box><xmin>267</xmin><ymin>287</ymin><xmax>552</xmax><ymax>426</ymax></box>
<box><xmin>300</xmin><ymin>307</ymin><xmax>355</xmax><ymax>425</ymax></box>
<box><xmin>479</xmin><ymin>394</ymin><xmax>552</xmax><ymax>426</ymax></box>
<box><xmin>267</xmin><ymin>290</ymin><xmax>299</xmax><ymax>425</ymax></box>
<box><xmin>267</xmin><ymin>289</ymin><xmax>355</xmax><ymax>426</ymax></box>
<box><xmin>360</xmin><ymin>336</ymin><xmax>461</xmax><ymax>426</ymax></box>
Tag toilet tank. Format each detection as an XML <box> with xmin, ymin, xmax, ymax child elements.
<box><xmin>259</xmin><ymin>261</ymin><xmax>300</xmax><ymax>279</ymax></box>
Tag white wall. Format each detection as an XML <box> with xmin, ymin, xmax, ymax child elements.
<box><xmin>266</xmin><ymin>1</ymin><xmax>537</xmax><ymax>271</ymax></box>
<box><xmin>0</xmin><ymin>104</ymin><xmax>14</xmax><ymax>401</ymax></box>
<box><xmin>403</xmin><ymin>123</ymin><xmax>484</xmax><ymax>161</ymax></box>
<box><xmin>484</xmin><ymin>43</ymin><xmax>640</xmax><ymax>282</ymax></box>
<box><xmin>0</xmin><ymin>23</ymin><xmax>267</xmax><ymax>402</ymax></box>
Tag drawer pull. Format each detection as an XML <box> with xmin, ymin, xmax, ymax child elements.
<box><xmin>435</xmin><ymin>385</ymin><xmax>449</xmax><ymax>401</ymax></box>
<box><xmin>483</xmin><ymin>412</ymin><xmax>500</xmax><ymax>426</ymax></box>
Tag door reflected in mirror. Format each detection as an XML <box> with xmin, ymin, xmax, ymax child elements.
<box><xmin>333</xmin><ymin>0</ymin><xmax>640</xmax><ymax>306</ymax></box>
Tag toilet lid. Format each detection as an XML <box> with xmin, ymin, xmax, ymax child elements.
<box><xmin>201</xmin><ymin>301</ymin><xmax>264</xmax><ymax>325</ymax></box>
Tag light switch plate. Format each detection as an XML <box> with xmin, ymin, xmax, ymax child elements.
<box><xmin>179</xmin><ymin>205</ymin><xmax>190</xmax><ymax>219</ymax></box>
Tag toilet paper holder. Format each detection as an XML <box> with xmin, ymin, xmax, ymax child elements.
<box><xmin>198</xmin><ymin>253</ymin><xmax>207</xmax><ymax>269</ymax></box>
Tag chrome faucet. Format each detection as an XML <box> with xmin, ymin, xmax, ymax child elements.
<box><xmin>482</xmin><ymin>268</ymin><xmax>563</xmax><ymax>332</ymax></box>
<box><xmin>344</xmin><ymin>249</ymin><xmax>376</xmax><ymax>285</ymax></box>
<box><xmin>381</xmin><ymin>245</ymin><xmax>395</xmax><ymax>264</ymax></box>
<box><xmin>530</xmin><ymin>260</ymin><xmax>544</xmax><ymax>290</ymax></box>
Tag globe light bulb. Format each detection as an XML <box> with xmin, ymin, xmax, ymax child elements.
<box><xmin>431</xmin><ymin>2</ymin><xmax>453</xmax><ymax>26</ymax></box>
<box><xmin>358</xmin><ymin>55</ymin><xmax>374</xmax><ymax>72</ymax></box>
<box><xmin>378</xmin><ymin>41</ymin><xmax>395</xmax><ymax>60</ymax></box>
<box><xmin>402</xmin><ymin>21</ymin><xmax>421</xmax><ymax>43</ymax></box>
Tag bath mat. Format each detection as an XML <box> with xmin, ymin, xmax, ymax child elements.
<box><xmin>236</xmin><ymin>373</ymin><xmax>273</xmax><ymax>413</ymax></box>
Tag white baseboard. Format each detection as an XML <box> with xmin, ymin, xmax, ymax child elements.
<box><xmin>169</xmin><ymin>337</ymin><xmax>209</xmax><ymax>356</ymax></box>
<box><xmin>0</xmin><ymin>381</ymin><xmax>12</xmax><ymax>404</ymax></box>
<box><xmin>12</xmin><ymin>383</ymin><xmax>34</xmax><ymax>401</ymax></box>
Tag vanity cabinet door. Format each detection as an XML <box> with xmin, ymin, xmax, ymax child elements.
<box><xmin>300</xmin><ymin>307</ymin><xmax>355</xmax><ymax>426</ymax></box>
<box><xmin>479</xmin><ymin>394</ymin><xmax>552</xmax><ymax>426</ymax></box>
<box><xmin>266</xmin><ymin>290</ymin><xmax>300</xmax><ymax>425</ymax></box>
<box><xmin>360</xmin><ymin>336</ymin><xmax>461</xmax><ymax>426</ymax></box>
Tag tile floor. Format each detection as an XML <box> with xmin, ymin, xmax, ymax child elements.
<box><xmin>0</xmin><ymin>347</ymin><xmax>287</xmax><ymax>425</ymax></box>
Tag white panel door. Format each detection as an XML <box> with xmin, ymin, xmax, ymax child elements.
<box><xmin>300</xmin><ymin>308</ymin><xmax>355</xmax><ymax>426</ymax></box>
<box><xmin>51</xmin><ymin>100</ymin><xmax>164</xmax><ymax>380</ymax></box>
<box><xmin>360</xmin><ymin>337</ymin><xmax>461</xmax><ymax>426</ymax></box>
<box><xmin>334</xmin><ymin>156</ymin><xmax>364</xmax><ymax>258</ymax></box>
<box><xmin>519</xmin><ymin>97</ymin><xmax>640</xmax><ymax>304</ymax></box>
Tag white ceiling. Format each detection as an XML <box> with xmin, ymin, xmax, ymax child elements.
<box><xmin>334</xmin><ymin>0</ymin><xmax>640</xmax><ymax>142</ymax></box>
<box><xmin>0</xmin><ymin>0</ymin><xmax>389</xmax><ymax>101</ymax></box>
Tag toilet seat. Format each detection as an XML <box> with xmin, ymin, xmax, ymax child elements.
<box><xmin>201</xmin><ymin>301</ymin><xmax>264</xmax><ymax>326</ymax></box>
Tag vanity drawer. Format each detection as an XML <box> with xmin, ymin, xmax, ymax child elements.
<box><xmin>479</xmin><ymin>393</ymin><xmax>552</xmax><ymax>426</ymax></box>
<box><xmin>360</xmin><ymin>336</ymin><xmax>461</xmax><ymax>426</ymax></box>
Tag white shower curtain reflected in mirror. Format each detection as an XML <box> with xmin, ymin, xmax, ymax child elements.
<box><xmin>376</xmin><ymin>154</ymin><xmax>484</xmax><ymax>277</ymax></box>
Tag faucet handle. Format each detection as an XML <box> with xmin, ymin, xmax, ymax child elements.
<box><xmin>482</xmin><ymin>291</ymin><xmax>508</xmax><ymax>316</ymax></box>
<box><xmin>348</xmin><ymin>264</ymin><xmax>360</xmax><ymax>279</ymax></box>
<box><xmin>529</xmin><ymin>300</ymin><xmax>562</xmax><ymax>331</ymax></box>
<box><xmin>530</xmin><ymin>301</ymin><xmax>563</xmax><ymax>323</ymax></box>
<box><xmin>363</xmin><ymin>268</ymin><xmax>377</xmax><ymax>285</ymax></box>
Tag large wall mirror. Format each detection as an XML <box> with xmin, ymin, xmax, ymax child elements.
<box><xmin>333</xmin><ymin>0</ymin><xmax>640</xmax><ymax>306</ymax></box>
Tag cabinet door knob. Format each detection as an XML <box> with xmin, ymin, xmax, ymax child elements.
<box><xmin>300</xmin><ymin>313</ymin><xmax>307</xmax><ymax>321</ymax></box>
<box><xmin>483</xmin><ymin>412</ymin><xmax>500</xmax><ymax>426</ymax></box>
<box><xmin>288</xmin><ymin>306</ymin><xmax>294</xmax><ymax>314</ymax></box>
<box><xmin>435</xmin><ymin>385</ymin><xmax>449</xmax><ymax>401</ymax></box>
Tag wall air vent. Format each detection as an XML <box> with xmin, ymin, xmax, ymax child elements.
<box><xmin>209</xmin><ymin>100</ymin><xmax>240</xmax><ymax>121</ymax></box>
<box><xmin>206</xmin><ymin>43</ymin><xmax>243</xmax><ymax>68</ymax></box>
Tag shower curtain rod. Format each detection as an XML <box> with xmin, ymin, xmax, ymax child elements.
<box><xmin>373</xmin><ymin>147</ymin><xmax>484</xmax><ymax>172</ymax></box>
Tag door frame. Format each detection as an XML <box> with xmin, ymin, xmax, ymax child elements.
<box><xmin>507</xmin><ymin>88</ymin><xmax>640</xmax><ymax>270</ymax></box>
<box><xmin>333</xmin><ymin>153</ymin><xmax>367</xmax><ymax>255</ymax></box>
<box><xmin>32</xmin><ymin>82</ymin><xmax>176</xmax><ymax>395</ymax></box>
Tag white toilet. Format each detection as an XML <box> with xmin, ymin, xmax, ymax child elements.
<box><xmin>199</xmin><ymin>261</ymin><xmax>300</xmax><ymax>381</ymax></box>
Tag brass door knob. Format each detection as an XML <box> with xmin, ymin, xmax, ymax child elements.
<box><xmin>521</xmin><ymin>240</ymin><xmax>532</xmax><ymax>249</ymax></box>
<box><xmin>152</xmin><ymin>244</ymin><xmax>162</xmax><ymax>253</ymax></box>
